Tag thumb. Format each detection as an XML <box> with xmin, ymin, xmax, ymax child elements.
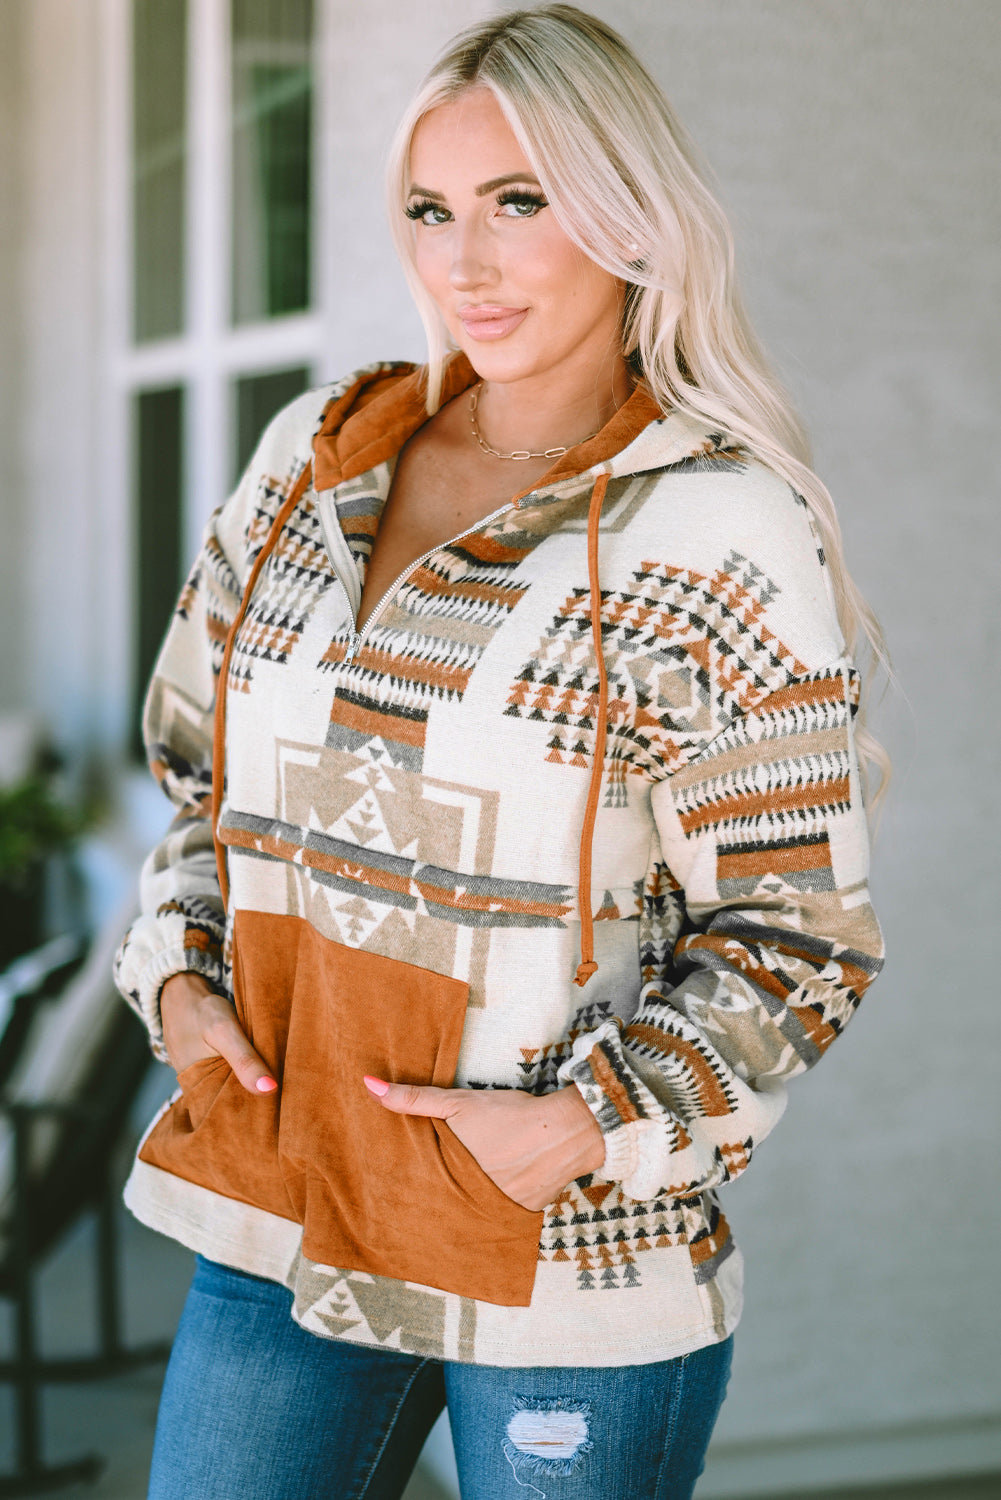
<box><xmin>203</xmin><ymin>1006</ymin><xmax>278</xmax><ymax>1097</ymax></box>
<box><xmin>363</xmin><ymin>1076</ymin><xmax>458</xmax><ymax>1118</ymax></box>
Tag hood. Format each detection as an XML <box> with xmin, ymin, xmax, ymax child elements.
<box><xmin>310</xmin><ymin>350</ymin><xmax>736</xmax><ymax>499</ymax></box>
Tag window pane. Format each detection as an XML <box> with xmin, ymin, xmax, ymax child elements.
<box><xmin>133</xmin><ymin>0</ymin><xmax>187</xmax><ymax>342</ymax></box>
<box><xmin>231</xmin><ymin>0</ymin><xmax>313</xmax><ymax>324</ymax></box>
<box><xmin>133</xmin><ymin>387</ymin><xmax>185</xmax><ymax>754</ymax></box>
<box><xmin>233</xmin><ymin>367</ymin><xmax>310</xmax><ymax>482</ymax></box>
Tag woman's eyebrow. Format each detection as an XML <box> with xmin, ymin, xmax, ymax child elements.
<box><xmin>406</xmin><ymin>172</ymin><xmax>542</xmax><ymax>202</ymax></box>
<box><xmin>475</xmin><ymin>172</ymin><xmax>541</xmax><ymax>196</ymax></box>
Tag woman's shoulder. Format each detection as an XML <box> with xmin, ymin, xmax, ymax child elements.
<box><xmin>729</xmin><ymin>460</ymin><xmax>846</xmax><ymax>674</ymax></box>
<box><xmin>627</xmin><ymin>437</ymin><xmax>846</xmax><ymax>676</ymax></box>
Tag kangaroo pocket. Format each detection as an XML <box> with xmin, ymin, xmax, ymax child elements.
<box><xmin>139</xmin><ymin>910</ymin><xmax>543</xmax><ymax>1306</ymax></box>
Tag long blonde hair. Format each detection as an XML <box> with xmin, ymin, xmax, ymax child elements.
<box><xmin>386</xmin><ymin>3</ymin><xmax>892</xmax><ymax>821</ymax></box>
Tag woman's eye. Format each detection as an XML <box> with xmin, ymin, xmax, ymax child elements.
<box><xmin>405</xmin><ymin>200</ymin><xmax>451</xmax><ymax>226</ymax></box>
<box><xmin>497</xmin><ymin>191</ymin><xmax>548</xmax><ymax>218</ymax></box>
<box><xmin>404</xmin><ymin>191</ymin><xmax>547</xmax><ymax>225</ymax></box>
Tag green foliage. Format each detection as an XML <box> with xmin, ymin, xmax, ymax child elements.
<box><xmin>0</xmin><ymin>775</ymin><xmax>82</xmax><ymax>890</ymax></box>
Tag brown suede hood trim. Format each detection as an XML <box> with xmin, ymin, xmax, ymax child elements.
<box><xmin>311</xmin><ymin>351</ymin><xmax>665</xmax><ymax>496</ymax></box>
<box><xmin>313</xmin><ymin>355</ymin><xmax>469</xmax><ymax>491</ymax></box>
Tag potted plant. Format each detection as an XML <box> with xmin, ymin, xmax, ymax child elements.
<box><xmin>0</xmin><ymin>762</ymin><xmax>82</xmax><ymax>970</ymax></box>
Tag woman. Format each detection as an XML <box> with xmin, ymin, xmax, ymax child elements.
<box><xmin>115</xmin><ymin>7</ymin><xmax>888</xmax><ymax>1497</ymax></box>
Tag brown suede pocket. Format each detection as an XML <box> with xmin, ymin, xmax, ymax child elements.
<box><xmin>140</xmin><ymin>911</ymin><xmax>543</xmax><ymax>1306</ymax></box>
<box><xmin>174</xmin><ymin>1055</ymin><xmax>231</xmax><ymax>1130</ymax></box>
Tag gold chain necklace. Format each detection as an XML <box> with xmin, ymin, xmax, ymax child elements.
<box><xmin>469</xmin><ymin>383</ymin><xmax>599</xmax><ymax>462</ymax></box>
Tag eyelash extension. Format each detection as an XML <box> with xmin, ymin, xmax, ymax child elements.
<box><xmin>496</xmin><ymin>188</ymin><xmax>548</xmax><ymax>211</ymax></box>
<box><xmin>403</xmin><ymin>188</ymin><xmax>549</xmax><ymax>222</ymax></box>
<box><xmin>404</xmin><ymin>197</ymin><xmax>446</xmax><ymax>221</ymax></box>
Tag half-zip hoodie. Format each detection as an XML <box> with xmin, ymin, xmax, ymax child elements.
<box><xmin>115</xmin><ymin>352</ymin><xmax>884</xmax><ymax>1366</ymax></box>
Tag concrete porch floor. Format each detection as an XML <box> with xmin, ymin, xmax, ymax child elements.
<box><xmin>1</xmin><ymin>1204</ymin><xmax>998</xmax><ymax>1500</ymax></box>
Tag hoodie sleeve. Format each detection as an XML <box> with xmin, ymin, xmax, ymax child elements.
<box><xmin>111</xmin><ymin>368</ymin><xmax>412</xmax><ymax>1059</ymax></box>
<box><xmin>557</xmin><ymin>653</ymin><xmax>885</xmax><ymax>1202</ymax></box>
<box><xmin>111</xmin><ymin>493</ymin><xmax>248</xmax><ymax>1062</ymax></box>
<box><xmin>111</xmin><ymin>378</ymin><xmax>330</xmax><ymax>1058</ymax></box>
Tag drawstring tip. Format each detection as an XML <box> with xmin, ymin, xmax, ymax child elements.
<box><xmin>574</xmin><ymin>960</ymin><xmax>599</xmax><ymax>987</ymax></box>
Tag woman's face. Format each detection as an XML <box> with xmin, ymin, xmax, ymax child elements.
<box><xmin>406</xmin><ymin>87</ymin><xmax>627</xmax><ymax>392</ymax></box>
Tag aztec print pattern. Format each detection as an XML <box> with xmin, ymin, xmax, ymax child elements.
<box><xmin>638</xmin><ymin>858</ymin><xmax>686</xmax><ymax>987</ymax></box>
<box><xmin>174</xmin><ymin>538</ymin><xmax>239</xmax><ymax>680</ymax></box>
<box><xmin>538</xmin><ymin>1178</ymin><xmax>693</xmax><ymax>1289</ymax></box>
<box><xmin>120</xmin><ymin>381</ymin><xmax>351</xmax><ymax>1044</ymax></box>
<box><xmin>507</xmin><ymin>549</ymin><xmax>811</xmax><ymax>785</ymax></box>
<box><xmin>228</xmin><ymin>486</ymin><xmax>336</xmax><ymax>691</ymax></box>
<box><xmin>558</xmin><ymin>660</ymin><xmax>884</xmax><ymax>1203</ymax></box>
<box><xmin>329</xmin><ymin>471</ymin><xmax>384</xmax><ymax>575</ymax></box>
<box><xmin>317</xmin><ymin>527</ymin><xmax>536</xmax><ymax>771</ymax></box>
<box><xmin>218</xmin><ymin>804</ymin><xmax>576</xmax><ymax>930</ymax></box>
<box><xmin>225</xmin><ymin>377</ymin><xmax>344</xmax><ymax>693</ymax></box>
<box><xmin>147</xmin><ymin>544</ymin><xmax>239</xmax><ymax>802</ymax></box>
<box><xmin>113</xmin><ymin>801</ymin><xmax>226</xmax><ymax>1060</ymax></box>
<box><xmin>116</xmin><ymin>361</ymin><xmax>885</xmax><ymax>1368</ymax></box>
<box><xmin>672</xmin><ymin>661</ymin><xmax>862</xmax><ymax>900</ymax></box>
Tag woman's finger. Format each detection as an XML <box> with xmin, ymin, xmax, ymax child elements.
<box><xmin>161</xmin><ymin>976</ymin><xmax>277</xmax><ymax>1096</ymax></box>
<box><xmin>363</xmin><ymin>1077</ymin><xmax>457</xmax><ymax>1117</ymax></box>
<box><xmin>201</xmin><ymin>1008</ymin><xmax>277</xmax><ymax>1095</ymax></box>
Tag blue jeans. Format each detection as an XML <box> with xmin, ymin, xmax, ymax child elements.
<box><xmin>149</xmin><ymin>1256</ymin><xmax>733</xmax><ymax>1500</ymax></box>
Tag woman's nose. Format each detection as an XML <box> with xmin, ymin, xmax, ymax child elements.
<box><xmin>448</xmin><ymin>222</ymin><xmax>498</xmax><ymax>291</ymax></box>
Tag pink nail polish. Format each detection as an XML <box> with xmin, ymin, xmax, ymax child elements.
<box><xmin>363</xmin><ymin>1075</ymin><xmax>390</xmax><ymax>1097</ymax></box>
<box><xmin>256</xmin><ymin>1077</ymin><xmax>278</xmax><ymax>1094</ymax></box>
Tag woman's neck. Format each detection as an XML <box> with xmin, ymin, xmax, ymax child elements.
<box><xmin>472</xmin><ymin>355</ymin><xmax>634</xmax><ymax>458</ymax></box>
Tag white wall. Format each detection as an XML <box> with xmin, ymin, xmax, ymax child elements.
<box><xmin>0</xmin><ymin>0</ymin><xmax>27</xmax><ymax>714</ymax></box>
<box><xmin>5</xmin><ymin>1</ymin><xmax>999</xmax><ymax>1490</ymax></box>
<box><xmin>15</xmin><ymin>0</ymin><xmax>113</xmax><ymax>763</ymax></box>
<box><xmin>608</xmin><ymin>3</ymin><xmax>1001</xmax><ymax>1488</ymax></box>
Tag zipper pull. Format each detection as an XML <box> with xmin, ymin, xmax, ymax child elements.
<box><xmin>344</xmin><ymin>629</ymin><xmax>361</xmax><ymax>665</ymax></box>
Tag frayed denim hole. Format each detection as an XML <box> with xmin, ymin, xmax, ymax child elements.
<box><xmin>504</xmin><ymin>1401</ymin><xmax>594</xmax><ymax>1480</ymax></box>
<box><xmin>510</xmin><ymin>1394</ymin><xmax>594</xmax><ymax>1419</ymax></box>
<box><xmin>503</xmin><ymin>1439</ymin><xmax>594</xmax><ymax>1480</ymax></box>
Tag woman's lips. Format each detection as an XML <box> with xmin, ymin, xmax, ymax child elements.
<box><xmin>457</xmin><ymin>305</ymin><xmax>529</xmax><ymax>341</ymax></box>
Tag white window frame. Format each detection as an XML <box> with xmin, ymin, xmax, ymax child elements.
<box><xmin>102</xmin><ymin>0</ymin><xmax>334</xmax><ymax>747</ymax></box>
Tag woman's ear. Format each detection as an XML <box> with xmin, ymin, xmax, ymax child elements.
<box><xmin>625</xmin><ymin>238</ymin><xmax>648</xmax><ymax>275</ymax></box>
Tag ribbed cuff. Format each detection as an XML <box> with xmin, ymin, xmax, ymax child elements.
<box><xmin>556</xmin><ymin>1027</ymin><xmax>644</xmax><ymax>1186</ymax></box>
<box><xmin>134</xmin><ymin>943</ymin><xmax>226</xmax><ymax>1063</ymax></box>
<box><xmin>591</xmin><ymin>1106</ymin><xmax>641</xmax><ymax>1184</ymax></box>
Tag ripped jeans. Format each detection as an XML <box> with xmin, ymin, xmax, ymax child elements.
<box><xmin>148</xmin><ymin>1256</ymin><xmax>733</xmax><ymax>1500</ymax></box>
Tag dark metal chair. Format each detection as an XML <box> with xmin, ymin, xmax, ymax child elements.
<box><xmin>0</xmin><ymin>936</ymin><xmax>171</xmax><ymax>1495</ymax></box>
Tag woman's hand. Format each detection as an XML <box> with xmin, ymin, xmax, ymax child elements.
<box><xmin>363</xmin><ymin>1077</ymin><xmax>606</xmax><ymax>1211</ymax></box>
<box><xmin>161</xmin><ymin>972</ymin><xmax>277</xmax><ymax>1095</ymax></box>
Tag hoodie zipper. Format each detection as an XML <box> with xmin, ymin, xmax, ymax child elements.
<box><xmin>320</xmin><ymin>471</ymin><xmax>613</xmax><ymax>989</ymax></box>
<box><xmin>220</xmin><ymin>461</ymin><xmax>612</xmax><ymax>985</ymax></box>
<box><xmin>319</xmin><ymin>496</ymin><xmax>515</xmax><ymax>665</ymax></box>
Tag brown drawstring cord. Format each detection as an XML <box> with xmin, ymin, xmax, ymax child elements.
<box><xmin>574</xmin><ymin>472</ymin><xmax>611</xmax><ymax>987</ymax></box>
<box><xmin>211</xmin><ymin>461</ymin><xmax>315</xmax><ymax>909</ymax></box>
